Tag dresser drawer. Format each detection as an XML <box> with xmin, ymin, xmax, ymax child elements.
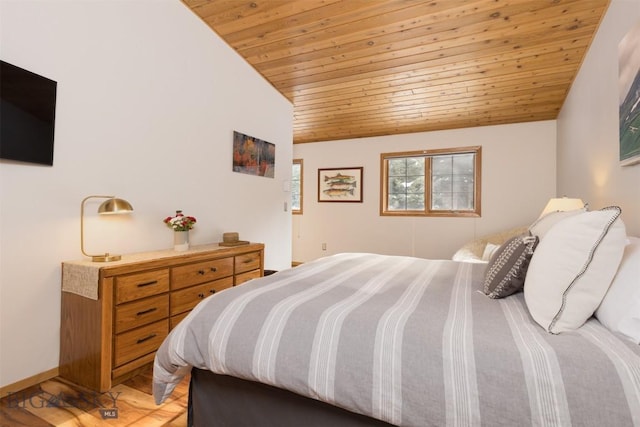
<box><xmin>171</xmin><ymin>258</ymin><xmax>233</xmax><ymax>290</ymax></box>
<box><xmin>115</xmin><ymin>294</ymin><xmax>169</xmax><ymax>334</ymax></box>
<box><xmin>170</xmin><ymin>276</ymin><xmax>234</xmax><ymax>316</ymax></box>
<box><xmin>235</xmin><ymin>251</ymin><xmax>261</xmax><ymax>274</ymax></box>
<box><xmin>115</xmin><ymin>269</ymin><xmax>169</xmax><ymax>304</ymax></box>
<box><xmin>235</xmin><ymin>269</ymin><xmax>261</xmax><ymax>285</ymax></box>
<box><xmin>113</xmin><ymin>319</ymin><xmax>168</xmax><ymax>368</ymax></box>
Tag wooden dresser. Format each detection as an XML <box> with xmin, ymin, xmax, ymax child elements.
<box><xmin>59</xmin><ymin>243</ymin><xmax>264</xmax><ymax>392</ymax></box>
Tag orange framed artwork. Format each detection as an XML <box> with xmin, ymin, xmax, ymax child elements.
<box><xmin>232</xmin><ymin>131</ymin><xmax>275</xmax><ymax>178</ymax></box>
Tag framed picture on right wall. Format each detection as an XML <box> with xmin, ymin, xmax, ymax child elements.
<box><xmin>619</xmin><ymin>21</ymin><xmax>640</xmax><ymax>166</ymax></box>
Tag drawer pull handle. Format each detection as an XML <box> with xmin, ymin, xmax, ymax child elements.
<box><xmin>209</xmin><ymin>289</ymin><xmax>216</xmax><ymax>294</ymax></box>
<box><xmin>198</xmin><ymin>293</ymin><xmax>205</xmax><ymax>298</ymax></box>
<box><xmin>136</xmin><ymin>307</ymin><xmax>157</xmax><ymax>316</ymax></box>
<box><xmin>136</xmin><ymin>334</ymin><xmax>157</xmax><ymax>344</ymax></box>
<box><xmin>198</xmin><ymin>270</ymin><xmax>205</xmax><ymax>275</ymax></box>
<box><xmin>210</xmin><ymin>267</ymin><xmax>217</xmax><ymax>272</ymax></box>
<box><xmin>137</xmin><ymin>280</ymin><xmax>158</xmax><ymax>288</ymax></box>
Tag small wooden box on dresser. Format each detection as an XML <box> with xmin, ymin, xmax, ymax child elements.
<box><xmin>60</xmin><ymin>243</ymin><xmax>264</xmax><ymax>392</ymax></box>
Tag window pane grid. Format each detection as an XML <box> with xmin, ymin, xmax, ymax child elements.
<box><xmin>292</xmin><ymin>160</ymin><xmax>303</xmax><ymax>214</ymax></box>
<box><xmin>387</xmin><ymin>157</ymin><xmax>425</xmax><ymax>211</ymax></box>
<box><xmin>430</xmin><ymin>153</ymin><xmax>475</xmax><ymax>212</ymax></box>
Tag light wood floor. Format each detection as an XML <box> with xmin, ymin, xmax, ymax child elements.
<box><xmin>0</xmin><ymin>365</ymin><xmax>189</xmax><ymax>426</ymax></box>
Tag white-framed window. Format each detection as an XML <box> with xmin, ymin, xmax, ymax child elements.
<box><xmin>380</xmin><ymin>146</ymin><xmax>481</xmax><ymax>217</ymax></box>
<box><xmin>292</xmin><ymin>159</ymin><xmax>303</xmax><ymax>214</ymax></box>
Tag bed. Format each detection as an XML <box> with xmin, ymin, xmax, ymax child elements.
<box><xmin>153</xmin><ymin>208</ymin><xmax>640</xmax><ymax>426</ymax></box>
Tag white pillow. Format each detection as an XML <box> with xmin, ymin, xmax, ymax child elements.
<box><xmin>595</xmin><ymin>236</ymin><xmax>640</xmax><ymax>343</ymax></box>
<box><xmin>482</xmin><ymin>243</ymin><xmax>501</xmax><ymax>261</ymax></box>
<box><xmin>528</xmin><ymin>207</ymin><xmax>586</xmax><ymax>240</ymax></box>
<box><xmin>524</xmin><ymin>207</ymin><xmax>627</xmax><ymax>334</ymax></box>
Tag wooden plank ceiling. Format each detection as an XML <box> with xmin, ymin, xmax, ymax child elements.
<box><xmin>183</xmin><ymin>0</ymin><xmax>610</xmax><ymax>144</ymax></box>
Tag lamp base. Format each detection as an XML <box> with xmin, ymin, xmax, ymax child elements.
<box><xmin>91</xmin><ymin>253</ymin><xmax>122</xmax><ymax>262</ymax></box>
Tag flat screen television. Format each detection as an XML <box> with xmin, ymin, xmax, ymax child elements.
<box><xmin>1</xmin><ymin>60</ymin><xmax>57</xmax><ymax>166</ymax></box>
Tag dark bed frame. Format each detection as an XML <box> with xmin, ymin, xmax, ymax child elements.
<box><xmin>189</xmin><ymin>368</ymin><xmax>394</xmax><ymax>427</ymax></box>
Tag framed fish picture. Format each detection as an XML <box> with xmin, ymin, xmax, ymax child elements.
<box><xmin>318</xmin><ymin>167</ymin><xmax>363</xmax><ymax>203</ymax></box>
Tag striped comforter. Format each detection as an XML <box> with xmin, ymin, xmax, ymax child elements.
<box><xmin>153</xmin><ymin>253</ymin><xmax>640</xmax><ymax>426</ymax></box>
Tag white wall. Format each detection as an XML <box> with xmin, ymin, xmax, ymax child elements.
<box><xmin>293</xmin><ymin>121</ymin><xmax>557</xmax><ymax>262</ymax></box>
<box><xmin>557</xmin><ymin>0</ymin><xmax>640</xmax><ymax>236</ymax></box>
<box><xmin>0</xmin><ymin>0</ymin><xmax>293</xmax><ymax>388</ymax></box>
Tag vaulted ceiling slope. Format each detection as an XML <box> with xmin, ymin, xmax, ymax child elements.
<box><xmin>183</xmin><ymin>0</ymin><xmax>610</xmax><ymax>144</ymax></box>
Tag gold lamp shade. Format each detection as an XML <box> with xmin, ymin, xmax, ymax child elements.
<box><xmin>98</xmin><ymin>198</ymin><xmax>134</xmax><ymax>215</ymax></box>
<box><xmin>81</xmin><ymin>195</ymin><xmax>134</xmax><ymax>262</ymax></box>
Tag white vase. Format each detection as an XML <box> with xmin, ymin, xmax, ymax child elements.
<box><xmin>174</xmin><ymin>230</ymin><xmax>189</xmax><ymax>251</ymax></box>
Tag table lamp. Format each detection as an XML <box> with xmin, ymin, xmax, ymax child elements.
<box><xmin>81</xmin><ymin>195</ymin><xmax>133</xmax><ymax>262</ymax></box>
<box><xmin>538</xmin><ymin>196</ymin><xmax>585</xmax><ymax>218</ymax></box>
